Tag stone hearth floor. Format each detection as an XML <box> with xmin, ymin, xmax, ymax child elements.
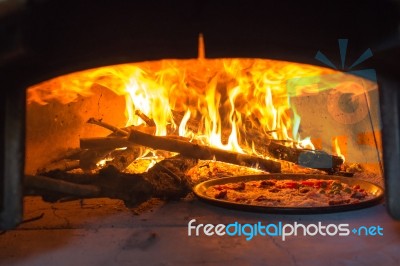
<box><xmin>0</xmin><ymin>196</ymin><xmax>400</xmax><ymax>266</ymax></box>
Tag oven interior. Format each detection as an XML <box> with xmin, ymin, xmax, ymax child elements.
<box><xmin>1</xmin><ymin>0</ymin><xmax>400</xmax><ymax>230</ymax></box>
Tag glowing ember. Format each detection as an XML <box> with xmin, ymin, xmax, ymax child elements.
<box><xmin>96</xmin><ymin>157</ymin><xmax>113</xmax><ymax>168</ymax></box>
<box><xmin>27</xmin><ymin>58</ymin><xmax>339</xmax><ymax>159</ymax></box>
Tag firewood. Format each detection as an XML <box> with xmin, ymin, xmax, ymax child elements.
<box><xmin>81</xmin><ymin>133</ymin><xmax>281</xmax><ymax>172</ymax></box>
<box><xmin>25</xmin><ymin>175</ymin><xmax>101</xmax><ymax>197</ymax></box>
<box><xmin>135</xmin><ymin>110</ymin><xmax>156</xmax><ymax>127</ymax></box>
<box><xmin>26</xmin><ymin>170</ymin><xmax>153</xmax><ymax>206</ymax></box>
<box><xmin>80</xmin><ymin>137</ymin><xmax>132</xmax><ymax>150</ymax></box>
<box><xmin>128</xmin><ymin>129</ymin><xmax>281</xmax><ymax>172</ymax></box>
<box><xmin>80</xmin><ymin>136</ymin><xmax>195</xmax><ymax>150</ymax></box>
<box><xmin>37</xmin><ymin>159</ymin><xmax>80</xmax><ymax>174</ymax></box>
<box><xmin>85</xmin><ymin>116</ymin><xmax>342</xmax><ymax>173</ymax></box>
<box><xmin>87</xmin><ymin>117</ymin><xmax>129</xmax><ymax>136</ymax></box>
<box><xmin>171</xmin><ymin>111</ymin><xmax>344</xmax><ymax>172</ymax></box>
<box><xmin>105</xmin><ymin>147</ymin><xmax>141</xmax><ymax>171</ymax></box>
<box><xmin>81</xmin><ymin>134</ymin><xmax>281</xmax><ymax>172</ymax></box>
<box><xmin>267</xmin><ymin>141</ymin><xmax>344</xmax><ymax>173</ymax></box>
<box><xmin>87</xmin><ymin>118</ymin><xmax>156</xmax><ymax>138</ymax></box>
<box><xmin>28</xmin><ymin>156</ymin><xmax>198</xmax><ymax>206</ymax></box>
<box><xmin>86</xmin><ymin>114</ymin><xmax>343</xmax><ymax>173</ymax></box>
<box><xmin>145</xmin><ymin>156</ymin><xmax>198</xmax><ymax>199</ymax></box>
<box><xmin>79</xmin><ymin>148</ymin><xmax>114</xmax><ymax>171</ymax></box>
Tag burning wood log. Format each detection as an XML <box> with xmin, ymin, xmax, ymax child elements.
<box><xmin>80</xmin><ymin>134</ymin><xmax>281</xmax><ymax>172</ymax></box>
<box><xmin>88</xmin><ymin>117</ymin><xmax>156</xmax><ymax>137</ymax></box>
<box><xmin>105</xmin><ymin>147</ymin><xmax>141</xmax><ymax>171</ymax></box>
<box><xmin>81</xmin><ymin>118</ymin><xmax>160</xmax><ymax>171</ymax></box>
<box><xmin>79</xmin><ymin>148</ymin><xmax>113</xmax><ymax>170</ymax></box>
<box><xmin>87</xmin><ymin>117</ymin><xmax>129</xmax><ymax>136</ymax></box>
<box><xmin>170</xmin><ymin>110</ymin><xmax>344</xmax><ymax>172</ymax></box>
<box><xmin>267</xmin><ymin>141</ymin><xmax>344</xmax><ymax>173</ymax></box>
<box><xmin>80</xmin><ymin>121</ymin><xmax>281</xmax><ymax>172</ymax></box>
<box><xmin>135</xmin><ymin>110</ymin><xmax>156</xmax><ymax>127</ymax></box>
<box><xmin>80</xmin><ymin>137</ymin><xmax>132</xmax><ymax>150</ymax></box>
<box><xmin>83</xmin><ymin>117</ymin><xmax>342</xmax><ymax>174</ymax></box>
<box><xmin>128</xmin><ymin>129</ymin><xmax>281</xmax><ymax>173</ymax></box>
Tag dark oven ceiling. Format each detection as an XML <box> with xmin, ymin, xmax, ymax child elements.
<box><xmin>1</xmin><ymin>0</ymin><xmax>400</xmax><ymax>87</ymax></box>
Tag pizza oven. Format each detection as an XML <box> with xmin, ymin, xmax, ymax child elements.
<box><xmin>1</xmin><ymin>0</ymin><xmax>400</xmax><ymax>264</ymax></box>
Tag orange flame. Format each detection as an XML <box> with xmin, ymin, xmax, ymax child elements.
<box><xmin>27</xmin><ymin>59</ymin><xmax>339</xmax><ymax>157</ymax></box>
<box><xmin>333</xmin><ymin>136</ymin><xmax>346</xmax><ymax>163</ymax></box>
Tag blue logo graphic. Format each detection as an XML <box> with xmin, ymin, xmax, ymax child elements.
<box><xmin>315</xmin><ymin>39</ymin><xmax>376</xmax><ymax>82</ymax></box>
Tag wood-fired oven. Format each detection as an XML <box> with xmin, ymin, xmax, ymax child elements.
<box><xmin>1</xmin><ymin>0</ymin><xmax>400</xmax><ymax>234</ymax></box>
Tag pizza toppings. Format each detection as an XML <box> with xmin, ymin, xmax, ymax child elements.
<box><xmin>268</xmin><ymin>187</ymin><xmax>281</xmax><ymax>193</ymax></box>
<box><xmin>299</xmin><ymin>187</ymin><xmax>311</xmax><ymax>193</ymax></box>
<box><xmin>206</xmin><ymin>178</ymin><xmax>374</xmax><ymax>207</ymax></box>
<box><xmin>214</xmin><ymin>190</ymin><xmax>227</xmax><ymax>199</ymax></box>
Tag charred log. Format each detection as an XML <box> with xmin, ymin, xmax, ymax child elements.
<box><xmin>79</xmin><ymin>148</ymin><xmax>114</xmax><ymax>171</ymax></box>
<box><xmin>80</xmin><ymin>137</ymin><xmax>132</xmax><ymax>150</ymax></box>
<box><xmin>170</xmin><ymin>111</ymin><xmax>344</xmax><ymax>172</ymax></box>
<box><xmin>267</xmin><ymin>141</ymin><xmax>344</xmax><ymax>173</ymax></box>
<box><xmin>25</xmin><ymin>175</ymin><xmax>101</xmax><ymax>197</ymax></box>
<box><xmin>105</xmin><ymin>147</ymin><xmax>141</xmax><ymax>171</ymax></box>
<box><xmin>27</xmin><ymin>156</ymin><xmax>198</xmax><ymax>207</ymax></box>
<box><xmin>128</xmin><ymin>129</ymin><xmax>281</xmax><ymax>173</ymax></box>
<box><xmin>37</xmin><ymin>159</ymin><xmax>80</xmax><ymax>174</ymax></box>
<box><xmin>84</xmin><ymin>117</ymin><xmax>342</xmax><ymax>173</ymax></box>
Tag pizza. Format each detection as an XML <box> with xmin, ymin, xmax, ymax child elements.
<box><xmin>204</xmin><ymin>178</ymin><xmax>375</xmax><ymax>207</ymax></box>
